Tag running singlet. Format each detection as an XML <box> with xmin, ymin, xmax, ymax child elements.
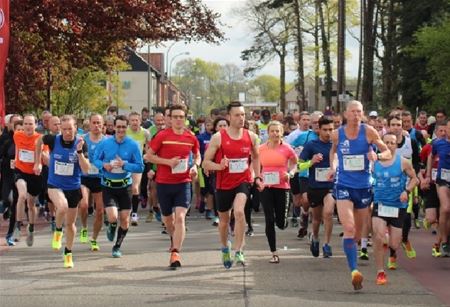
<box><xmin>259</xmin><ymin>142</ymin><xmax>296</xmax><ymax>189</ymax></box>
<box><xmin>397</xmin><ymin>135</ymin><xmax>413</xmax><ymax>160</ymax></box>
<box><xmin>127</xmin><ymin>127</ymin><xmax>147</xmax><ymax>153</ymax></box>
<box><xmin>149</xmin><ymin>128</ymin><xmax>199</xmax><ymax>184</ymax></box>
<box><xmin>336</xmin><ymin>124</ymin><xmax>371</xmax><ymax>188</ymax></box>
<box><xmin>48</xmin><ymin>135</ymin><xmax>82</xmax><ymax>190</ymax></box>
<box><xmin>82</xmin><ymin>133</ymin><xmax>105</xmax><ymax>178</ymax></box>
<box><xmin>197</xmin><ymin>132</ymin><xmax>212</xmax><ymax>160</ymax></box>
<box><xmin>432</xmin><ymin>138</ymin><xmax>450</xmax><ymax>183</ymax></box>
<box><xmin>215</xmin><ymin>129</ymin><xmax>253</xmax><ymax>190</ymax></box>
<box><xmin>300</xmin><ymin>139</ymin><xmax>333</xmax><ymax>189</ymax></box>
<box><xmin>373</xmin><ymin>154</ymin><xmax>408</xmax><ymax>209</ymax></box>
<box><xmin>290</xmin><ymin>130</ymin><xmax>318</xmax><ymax>178</ymax></box>
<box><xmin>13</xmin><ymin>131</ymin><xmax>41</xmax><ymax>174</ymax></box>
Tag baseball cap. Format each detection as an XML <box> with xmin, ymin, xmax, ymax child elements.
<box><xmin>369</xmin><ymin>111</ymin><xmax>378</xmax><ymax>118</ymax></box>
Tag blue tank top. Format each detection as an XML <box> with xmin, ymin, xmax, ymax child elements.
<box><xmin>373</xmin><ymin>154</ymin><xmax>407</xmax><ymax>208</ymax></box>
<box><xmin>336</xmin><ymin>124</ymin><xmax>371</xmax><ymax>188</ymax></box>
<box><xmin>48</xmin><ymin>135</ymin><xmax>82</xmax><ymax>190</ymax></box>
<box><xmin>82</xmin><ymin>133</ymin><xmax>105</xmax><ymax>178</ymax></box>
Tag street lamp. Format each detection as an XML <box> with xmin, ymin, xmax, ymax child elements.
<box><xmin>165</xmin><ymin>42</ymin><xmax>177</xmax><ymax>79</ymax></box>
<box><xmin>169</xmin><ymin>52</ymin><xmax>190</xmax><ymax>80</ymax></box>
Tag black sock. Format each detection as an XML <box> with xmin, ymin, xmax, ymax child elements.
<box><xmin>114</xmin><ymin>227</ymin><xmax>128</xmax><ymax>249</ymax></box>
<box><xmin>153</xmin><ymin>206</ymin><xmax>160</xmax><ymax>213</ymax></box>
<box><xmin>28</xmin><ymin>224</ymin><xmax>34</xmax><ymax>232</ymax></box>
<box><xmin>132</xmin><ymin>195</ymin><xmax>139</xmax><ymax>213</ymax></box>
<box><xmin>389</xmin><ymin>247</ymin><xmax>397</xmax><ymax>257</ymax></box>
<box><xmin>362</xmin><ymin>247</ymin><xmax>367</xmax><ymax>253</ymax></box>
<box><xmin>51</xmin><ymin>216</ymin><xmax>55</xmax><ymax>221</ymax></box>
<box><xmin>64</xmin><ymin>247</ymin><xmax>72</xmax><ymax>254</ymax></box>
<box><xmin>56</xmin><ymin>227</ymin><xmax>63</xmax><ymax>232</ymax></box>
<box><xmin>301</xmin><ymin>213</ymin><xmax>309</xmax><ymax>227</ymax></box>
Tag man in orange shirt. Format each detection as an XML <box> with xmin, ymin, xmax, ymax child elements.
<box><xmin>13</xmin><ymin>114</ymin><xmax>43</xmax><ymax>247</ymax></box>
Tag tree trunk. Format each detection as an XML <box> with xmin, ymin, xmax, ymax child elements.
<box><xmin>362</xmin><ymin>0</ymin><xmax>375</xmax><ymax>106</ymax></box>
<box><xmin>318</xmin><ymin>0</ymin><xmax>333</xmax><ymax>108</ymax></box>
<box><xmin>293</xmin><ymin>0</ymin><xmax>306</xmax><ymax>110</ymax></box>
<box><xmin>356</xmin><ymin>0</ymin><xmax>364</xmax><ymax>100</ymax></box>
<box><xmin>279</xmin><ymin>49</ymin><xmax>286</xmax><ymax>113</ymax></box>
<box><xmin>337</xmin><ymin>0</ymin><xmax>346</xmax><ymax>113</ymax></box>
<box><xmin>315</xmin><ymin>1</ymin><xmax>320</xmax><ymax>111</ymax></box>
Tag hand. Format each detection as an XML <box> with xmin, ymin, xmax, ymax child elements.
<box><xmin>33</xmin><ymin>163</ymin><xmax>42</xmax><ymax>176</ymax></box>
<box><xmin>255</xmin><ymin>178</ymin><xmax>264</xmax><ymax>192</ymax></box>
<box><xmin>103</xmin><ymin>162</ymin><xmax>113</xmax><ymax>172</ymax></box>
<box><xmin>147</xmin><ymin>169</ymin><xmax>155</xmax><ymax>179</ymax></box>
<box><xmin>400</xmin><ymin>191</ymin><xmax>408</xmax><ymax>203</ymax></box>
<box><xmin>168</xmin><ymin>156</ymin><xmax>181</xmax><ymax>168</ymax></box>
<box><xmin>367</xmin><ymin>150</ymin><xmax>378</xmax><ymax>162</ymax></box>
<box><xmin>311</xmin><ymin>153</ymin><xmax>323</xmax><ymax>165</ymax></box>
<box><xmin>220</xmin><ymin>156</ymin><xmax>229</xmax><ymax>170</ymax></box>
<box><xmin>76</xmin><ymin>138</ymin><xmax>85</xmax><ymax>152</ymax></box>
<box><xmin>114</xmin><ymin>155</ymin><xmax>124</xmax><ymax>167</ymax></box>
<box><xmin>420</xmin><ymin>178</ymin><xmax>430</xmax><ymax>190</ymax></box>
<box><xmin>189</xmin><ymin>165</ymin><xmax>198</xmax><ymax>178</ymax></box>
<box><xmin>326</xmin><ymin>169</ymin><xmax>335</xmax><ymax>182</ymax></box>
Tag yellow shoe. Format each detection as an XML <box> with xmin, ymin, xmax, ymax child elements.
<box><xmin>402</xmin><ymin>241</ymin><xmax>416</xmax><ymax>259</ymax></box>
<box><xmin>63</xmin><ymin>253</ymin><xmax>74</xmax><ymax>268</ymax></box>
<box><xmin>387</xmin><ymin>256</ymin><xmax>397</xmax><ymax>270</ymax></box>
<box><xmin>79</xmin><ymin>228</ymin><xmax>88</xmax><ymax>243</ymax></box>
<box><xmin>52</xmin><ymin>231</ymin><xmax>63</xmax><ymax>251</ymax></box>
<box><xmin>432</xmin><ymin>244</ymin><xmax>441</xmax><ymax>257</ymax></box>
<box><xmin>351</xmin><ymin>270</ymin><xmax>363</xmax><ymax>291</ymax></box>
<box><xmin>423</xmin><ymin>219</ymin><xmax>431</xmax><ymax>230</ymax></box>
<box><xmin>90</xmin><ymin>240</ymin><xmax>100</xmax><ymax>252</ymax></box>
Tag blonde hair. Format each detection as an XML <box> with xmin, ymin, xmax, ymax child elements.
<box><xmin>267</xmin><ymin>120</ymin><xmax>284</xmax><ymax>135</ymax></box>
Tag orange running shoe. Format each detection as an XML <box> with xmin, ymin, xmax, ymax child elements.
<box><xmin>376</xmin><ymin>271</ymin><xmax>387</xmax><ymax>285</ymax></box>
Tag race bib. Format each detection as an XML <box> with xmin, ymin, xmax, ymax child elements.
<box><xmin>441</xmin><ymin>168</ymin><xmax>450</xmax><ymax>182</ymax></box>
<box><xmin>171</xmin><ymin>159</ymin><xmax>188</xmax><ymax>174</ymax></box>
<box><xmin>294</xmin><ymin>146</ymin><xmax>304</xmax><ymax>156</ymax></box>
<box><xmin>431</xmin><ymin>168</ymin><xmax>437</xmax><ymax>181</ymax></box>
<box><xmin>88</xmin><ymin>164</ymin><xmax>99</xmax><ymax>175</ymax></box>
<box><xmin>110</xmin><ymin>159</ymin><xmax>125</xmax><ymax>174</ymax></box>
<box><xmin>229</xmin><ymin>158</ymin><xmax>248</xmax><ymax>174</ymax></box>
<box><xmin>263</xmin><ymin>171</ymin><xmax>280</xmax><ymax>185</ymax></box>
<box><xmin>19</xmin><ymin>149</ymin><xmax>34</xmax><ymax>163</ymax></box>
<box><xmin>315</xmin><ymin>167</ymin><xmax>330</xmax><ymax>182</ymax></box>
<box><xmin>55</xmin><ymin>161</ymin><xmax>74</xmax><ymax>176</ymax></box>
<box><xmin>343</xmin><ymin>155</ymin><xmax>364</xmax><ymax>171</ymax></box>
<box><xmin>378</xmin><ymin>203</ymin><xmax>399</xmax><ymax>218</ymax></box>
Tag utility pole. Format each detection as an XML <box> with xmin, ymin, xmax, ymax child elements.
<box><xmin>337</xmin><ymin>0</ymin><xmax>346</xmax><ymax>113</ymax></box>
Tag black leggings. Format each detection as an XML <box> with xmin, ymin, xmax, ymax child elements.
<box><xmin>402</xmin><ymin>212</ymin><xmax>412</xmax><ymax>243</ymax></box>
<box><xmin>244</xmin><ymin>184</ymin><xmax>260</xmax><ymax>230</ymax></box>
<box><xmin>261</xmin><ymin>188</ymin><xmax>290</xmax><ymax>252</ymax></box>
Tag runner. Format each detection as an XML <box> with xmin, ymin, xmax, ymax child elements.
<box><xmin>203</xmin><ymin>101</ymin><xmax>262</xmax><ymax>268</ymax></box>
<box><xmin>197</xmin><ymin>118</ymin><xmax>215</xmax><ymax>220</ymax></box>
<box><xmin>79</xmin><ymin>114</ymin><xmax>106</xmax><ymax>251</ymax></box>
<box><xmin>327</xmin><ymin>100</ymin><xmax>391</xmax><ymax>290</ymax></box>
<box><xmin>299</xmin><ymin>116</ymin><xmax>335</xmax><ymax>258</ymax></box>
<box><xmin>93</xmin><ymin>115</ymin><xmax>144</xmax><ymax>258</ymax></box>
<box><xmin>372</xmin><ymin>133</ymin><xmax>418</xmax><ymax>285</ymax></box>
<box><xmin>34</xmin><ymin>115</ymin><xmax>90</xmax><ymax>268</ymax></box>
<box><xmin>145</xmin><ymin>104</ymin><xmax>200</xmax><ymax>269</ymax></box>
<box><xmin>259</xmin><ymin>121</ymin><xmax>297</xmax><ymax>263</ymax></box>
<box><xmin>13</xmin><ymin>114</ymin><xmax>42</xmax><ymax>247</ymax></box>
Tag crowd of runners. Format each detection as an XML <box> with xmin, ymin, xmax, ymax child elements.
<box><xmin>0</xmin><ymin>101</ymin><xmax>448</xmax><ymax>291</ymax></box>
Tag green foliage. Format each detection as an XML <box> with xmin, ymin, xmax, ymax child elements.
<box><xmin>249</xmin><ymin>75</ymin><xmax>280</xmax><ymax>102</ymax></box>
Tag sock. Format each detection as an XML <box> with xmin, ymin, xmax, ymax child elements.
<box><xmin>51</xmin><ymin>216</ymin><xmax>55</xmax><ymax>222</ymax></box>
<box><xmin>153</xmin><ymin>206</ymin><xmax>160</xmax><ymax>213</ymax></box>
<box><xmin>56</xmin><ymin>227</ymin><xmax>63</xmax><ymax>232</ymax></box>
<box><xmin>132</xmin><ymin>195</ymin><xmax>139</xmax><ymax>213</ymax></box>
<box><xmin>114</xmin><ymin>227</ymin><xmax>128</xmax><ymax>248</ymax></box>
<box><xmin>64</xmin><ymin>247</ymin><xmax>72</xmax><ymax>254</ymax></box>
<box><xmin>28</xmin><ymin>224</ymin><xmax>34</xmax><ymax>232</ymax></box>
<box><xmin>361</xmin><ymin>238</ymin><xmax>368</xmax><ymax>249</ymax></box>
<box><xmin>389</xmin><ymin>247</ymin><xmax>397</xmax><ymax>258</ymax></box>
<box><xmin>343</xmin><ymin>238</ymin><xmax>358</xmax><ymax>272</ymax></box>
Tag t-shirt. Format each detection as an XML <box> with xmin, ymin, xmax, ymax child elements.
<box><xmin>432</xmin><ymin>138</ymin><xmax>450</xmax><ymax>183</ymax></box>
<box><xmin>150</xmin><ymin>128</ymin><xmax>199</xmax><ymax>184</ymax></box>
<box><xmin>300</xmin><ymin>139</ymin><xmax>333</xmax><ymax>189</ymax></box>
<box><xmin>13</xmin><ymin>131</ymin><xmax>41</xmax><ymax>174</ymax></box>
<box><xmin>259</xmin><ymin>142</ymin><xmax>296</xmax><ymax>189</ymax></box>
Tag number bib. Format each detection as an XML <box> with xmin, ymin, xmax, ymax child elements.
<box><xmin>315</xmin><ymin>167</ymin><xmax>330</xmax><ymax>182</ymax></box>
<box><xmin>441</xmin><ymin>168</ymin><xmax>450</xmax><ymax>182</ymax></box>
<box><xmin>88</xmin><ymin>165</ymin><xmax>99</xmax><ymax>175</ymax></box>
<box><xmin>55</xmin><ymin>161</ymin><xmax>74</xmax><ymax>176</ymax></box>
<box><xmin>171</xmin><ymin>159</ymin><xmax>188</xmax><ymax>174</ymax></box>
<box><xmin>378</xmin><ymin>203</ymin><xmax>399</xmax><ymax>218</ymax></box>
<box><xmin>431</xmin><ymin>168</ymin><xmax>437</xmax><ymax>181</ymax></box>
<box><xmin>229</xmin><ymin>158</ymin><xmax>248</xmax><ymax>173</ymax></box>
<box><xmin>343</xmin><ymin>155</ymin><xmax>364</xmax><ymax>171</ymax></box>
<box><xmin>19</xmin><ymin>149</ymin><xmax>34</xmax><ymax>163</ymax></box>
<box><xmin>110</xmin><ymin>159</ymin><xmax>125</xmax><ymax>174</ymax></box>
<box><xmin>263</xmin><ymin>171</ymin><xmax>280</xmax><ymax>185</ymax></box>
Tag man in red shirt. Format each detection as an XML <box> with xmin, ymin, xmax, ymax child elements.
<box><xmin>415</xmin><ymin>111</ymin><xmax>429</xmax><ymax>132</ymax></box>
<box><xmin>145</xmin><ymin>104</ymin><xmax>200</xmax><ymax>270</ymax></box>
<box><xmin>203</xmin><ymin>101</ymin><xmax>262</xmax><ymax>268</ymax></box>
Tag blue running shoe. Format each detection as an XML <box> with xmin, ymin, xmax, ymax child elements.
<box><xmin>6</xmin><ymin>235</ymin><xmax>15</xmax><ymax>246</ymax></box>
<box><xmin>155</xmin><ymin>211</ymin><xmax>162</xmax><ymax>223</ymax></box>
<box><xmin>112</xmin><ymin>246</ymin><xmax>122</xmax><ymax>258</ymax></box>
<box><xmin>221</xmin><ymin>245</ymin><xmax>233</xmax><ymax>269</ymax></box>
<box><xmin>310</xmin><ymin>239</ymin><xmax>320</xmax><ymax>257</ymax></box>
<box><xmin>322</xmin><ymin>244</ymin><xmax>332</xmax><ymax>258</ymax></box>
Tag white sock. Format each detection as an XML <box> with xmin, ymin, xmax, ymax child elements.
<box><xmin>361</xmin><ymin>238</ymin><xmax>368</xmax><ymax>249</ymax></box>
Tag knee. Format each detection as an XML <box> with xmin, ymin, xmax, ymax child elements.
<box><xmin>175</xmin><ymin>215</ymin><xmax>185</xmax><ymax>225</ymax></box>
<box><xmin>234</xmin><ymin>210</ymin><xmax>245</xmax><ymax>220</ymax></box>
<box><xmin>342</xmin><ymin>223</ymin><xmax>355</xmax><ymax>236</ymax></box>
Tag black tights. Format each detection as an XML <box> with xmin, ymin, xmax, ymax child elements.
<box><xmin>261</xmin><ymin>188</ymin><xmax>290</xmax><ymax>252</ymax></box>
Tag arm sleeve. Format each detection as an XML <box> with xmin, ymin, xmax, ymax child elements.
<box><xmin>93</xmin><ymin>141</ymin><xmax>105</xmax><ymax>170</ymax></box>
<box><xmin>42</xmin><ymin>134</ymin><xmax>56</xmax><ymax>151</ymax></box>
<box><xmin>123</xmin><ymin>142</ymin><xmax>144</xmax><ymax>173</ymax></box>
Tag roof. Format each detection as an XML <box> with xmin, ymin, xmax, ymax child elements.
<box><xmin>124</xmin><ymin>47</ymin><xmax>161</xmax><ymax>76</ymax></box>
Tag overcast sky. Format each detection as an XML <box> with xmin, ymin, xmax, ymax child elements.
<box><xmin>152</xmin><ymin>0</ymin><xmax>360</xmax><ymax>82</ymax></box>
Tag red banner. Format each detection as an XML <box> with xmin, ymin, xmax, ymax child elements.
<box><xmin>0</xmin><ymin>0</ymin><xmax>9</xmax><ymax>127</ymax></box>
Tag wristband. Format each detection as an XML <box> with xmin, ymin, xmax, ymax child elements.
<box><xmin>254</xmin><ymin>176</ymin><xmax>263</xmax><ymax>182</ymax></box>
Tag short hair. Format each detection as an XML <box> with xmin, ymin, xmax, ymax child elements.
<box><xmin>213</xmin><ymin>117</ymin><xmax>229</xmax><ymax>132</ymax></box>
<box><xmin>14</xmin><ymin>120</ymin><xmax>24</xmax><ymax>129</ymax></box>
<box><xmin>141</xmin><ymin>107</ymin><xmax>149</xmax><ymax>113</ymax></box>
<box><xmin>387</xmin><ymin>114</ymin><xmax>402</xmax><ymax>126</ymax></box>
<box><xmin>89</xmin><ymin>113</ymin><xmax>103</xmax><ymax>121</ymax></box>
<box><xmin>114</xmin><ymin>115</ymin><xmax>128</xmax><ymax>125</ymax></box>
<box><xmin>346</xmin><ymin>100</ymin><xmax>363</xmax><ymax>110</ymax></box>
<box><xmin>107</xmin><ymin>106</ymin><xmax>118</xmax><ymax>113</ymax></box>
<box><xmin>382</xmin><ymin>132</ymin><xmax>397</xmax><ymax>140</ymax></box>
<box><xmin>61</xmin><ymin>114</ymin><xmax>77</xmax><ymax>124</ymax></box>
<box><xmin>169</xmin><ymin>104</ymin><xmax>187</xmax><ymax>116</ymax></box>
<box><xmin>226</xmin><ymin>101</ymin><xmax>243</xmax><ymax>113</ymax></box>
<box><xmin>318</xmin><ymin>116</ymin><xmax>333</xmax><ymax>128</ymax></box>
<box><xmin>104</xmin><ymin>115</ymin><xmax>115</xmax><ymax>123</ymax></box>
<box><xmin>23</xmin><ymin>114</ymin><xmax>37</xmax><ymax>123</ymax></box>
<box><xmin>436</xmin><ymin>109</ymin><xmax>447</xmax><ymax>116</ymax></box>
<box><xmin>210</xmin><ymin>108</ymin><xmax>220</xmax><ymax>116</ymax></box>
<box><xmin>418</xmin><ymin>111</ymin><xmax>427</xmax><ymax>117</ymax></box>
<box><xmin>401</xmin><ymin>110</ymin><xmax>412</xmax><ymax>118</ymax></box>
<box><xmin>435</xmin><ymin>119</ymin><xmax>449</xmax><ymax>127</ymax></box>
<box><xmin>128</xmin><ymin>111</ymin><xmax>140</xmax><ymax>118</ymax></box>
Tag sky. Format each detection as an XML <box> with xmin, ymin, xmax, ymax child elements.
<box><xmin>152</xmin><ymin>0</ymin><xmax>360</xmax><ymax>82</ymax></box>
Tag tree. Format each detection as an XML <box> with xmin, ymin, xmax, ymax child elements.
<box><xmin>6</xmin><ymin>0</ymin><xmax>223</xmax><ymax>113</ymax></box>
<box><xmin>250</xmin><ymin>75</ymin><xmax>280</xmax><ymax>102</ymax></box>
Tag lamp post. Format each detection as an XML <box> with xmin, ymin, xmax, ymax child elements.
<box><xmin>165</xmin><ymin>42</ymin><xmax>177</xmax><ymax>79</ymax></box>
<box><xmin>169</xmin><ymin>52</ymin><xmax>190</xmax><ymax>80</ymax></box>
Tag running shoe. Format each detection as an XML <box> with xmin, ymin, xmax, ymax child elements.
<box><xmin>5</xmin><ymin>235</ymin><xmax>15</xmax><ymax>246</ymax></box>
<box><xmin>423</xmin><ymin>219</ymin><xmax>431</xmax><ymax>230</ymax></box>
<box><xmin>205</xmin><ymin>210</ymin><xmax>215</xmax><ymax>220</ymax></box>
<box><xmin>52</xmin><ymin>230</ymin><xmax>63</xmax><ymax>251</ymax></box>
<box><xmin>106</xmin><ymin>223</ymin><xmax>117</xmax><ymax>242</ymax></box>
<box><xmin>90</xmin><ymin>240</ymin><xmax>100</xmax><ymax>252</ymax></box>
<box><xmin>161</xmin><ymin>227</ymin><xmax>168</xmax><ymax>235</ymax></box>
<box><xmin>146</xmin><ymin>211</ymin><xmax>153</xmax><ymax>223</ymax></box>
<box><xmin>414</xmin><ymin>219</ymin><xmax>421</xmax><ymax>229</ymax></box>
<box><xmin>64</xmin><ymin>252</ymin><xmax>74</xmax><ymax>268</ymax></box>
<box><xmin>322</xmin><ymin>244</ymin><xmax>332</xmax><ymax>258</ymax></box>
<box><xmin>291</xmin><ymin>218</ymin><xmax>299</xmax><ymax>228</ymax></box>
<box><xmin>112</xmin><ymin>246</ymin><xmax>122</xmax><ymax>258</ymax></box>
<box><xmin>401</xmin><ymin>241</ymin><xmax>416</xmax><ymax>259</ymax></box>
<box><xmin>131</xmin><ymin>213</ymin><xmax>139</xmax><ymax>226</ymax></box>
<box><xmin>26</xmin><ymin>225</ymin><xmax>34</xmax><ymax>247</ymax></box>
<box><xmin>359</xmin><ymin>248</ymin><xmax>369</xmax><ymax>261</ymax></box>
<box><xmin>376</xmin><ymin>271</ymin><xmax>387</xmax><ymax>285</ymax></box>
<box><xmin>245</xmin><ymin>229</ymin><xmax>254</xmax><ymax>237</ymax></box>
<box><xmin>221</xmin><ymin>245</ymin><xmax>233</xmax><ymax>269</ymax></box>
<box><xmin>297</xmin><ymin>227</ymin><xmax>307</xmax><ymax>239</ymax></box>
<box><xmin>310</xmin><ymin>239</ymin><xmax>320</xmax><ymax>257</ymax></box>
<box><xmin>387</xmin><ymin>256</ymin><xmax>397</xmax><ymax>270</ymax></box>
<box><xmin>432</xmin><ymin>244</ymin><xmax>441</xmax><ymax>257</ymax></box>
<box><xmin>441</xmin><ymin>243</ymin><xmax>450</xmax><ymax>257</ymax></box>
<box><xmin>235</xmin><ymin>251</ymin><xmax>245</xmax><ymax>266</ymax></box>
<box><xmin>79</xmin><ymin>227</ymin><xmax>88</xmax><ymax>243</ymax></box>
<box><xmin>212</xmin><ymin>217</ymin><xmax>219</xmax><ymax>227</ymax></box>
<box><xmin>155</xmin><ymin>211</ymin><xmax>162</xmax><ymax>222</ymax></box>
<box><xmin>351</xmin><ymin>270</ymin><xmax>364</xmax><ymax>290</ymax></box>
<box><xmin>170</xmin><ymin>251</ymin><xmax>181</xmax><ymax>269</ymax></box>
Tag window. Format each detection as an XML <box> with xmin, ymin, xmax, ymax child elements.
<box><xmin>122</xmin><ymin>80</ymin><xmax>131</xmax><ymax>89</ymax></box>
